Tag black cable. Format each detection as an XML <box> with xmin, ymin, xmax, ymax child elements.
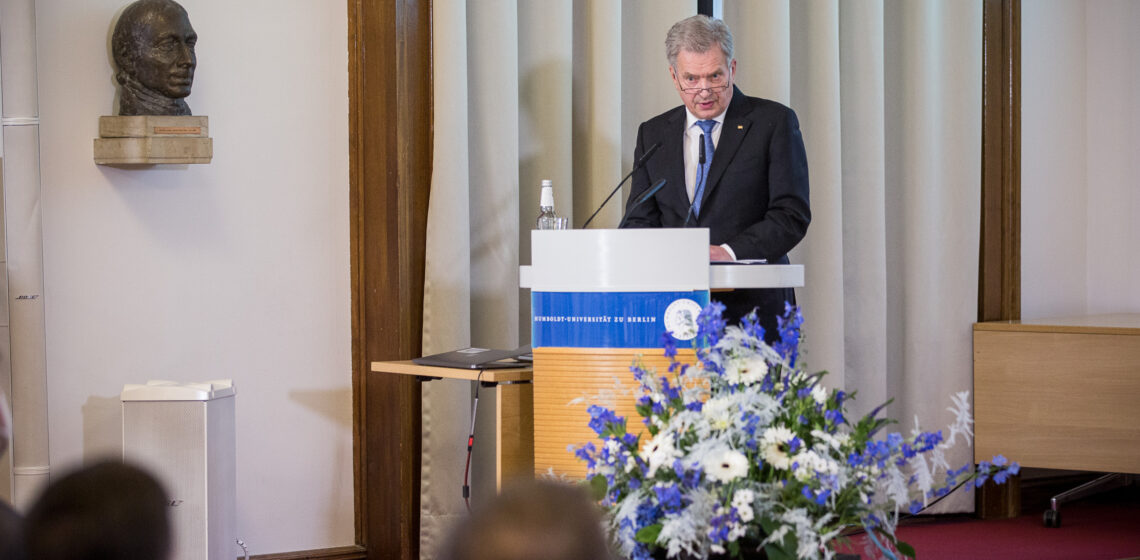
<box><xmin>463</xmin><ymin>370</ymin><xmax>484</xmax><ymax>511</ymax></box>
<box><xmin>841</xmin><ymin>477</ymin><xmax>974</xmax><ymax>538</ymax></box>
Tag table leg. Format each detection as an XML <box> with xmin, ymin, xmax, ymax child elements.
<box><xmin>495</xmin><ymin>381</ymin><xmax>534</xmax><ymax>489</ymax></box>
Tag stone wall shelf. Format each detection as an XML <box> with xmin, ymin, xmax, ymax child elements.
<box><xmin>94</xmin><ymin>115</ymin><xmax>213</xmax><ymax>165</ymax></box>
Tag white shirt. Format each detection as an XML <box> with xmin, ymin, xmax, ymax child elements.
<box><xmin>683</xmin><ymin>108</ymin><xmax>736</xmax><ymax>260</ymax></box>
<box><xmin>683</xmin><ymin>109</ymin><xmax>726</xmax><ymax>202</ymax></box>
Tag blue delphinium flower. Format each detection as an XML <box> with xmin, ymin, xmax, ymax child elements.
<box><xmin>586</xmin><ymin>404</ymin><xmax>621</xmax><ymax>436</ymax></box>
<box><xmin>706</xmin><ymin>506</ymin><xmax>738</xmax><ymax>549</ymax></box>
<box><xmin>772</xmin><ymin>302</ymin><xmax>804</xmax><ymax>365</ymax></box>
<box><xmin>788</xmin><ymin>436</ymin><xmax>803</xmax><ymax>453</ymax></box>
<box><xmin>661</xmin><ymin>330</ymin><xmax>678</xmax><ymax>358</ymax></box>
<box><xmin>886</xmin><ymin>432</ymin><xmax>903</xmax><ymax>450</ymax></box>
<box><xmin>654</xmin><ymin>482</ymin><xmax>684</xmax><ymax>513</ymax></box>
<box><xmin>912</xmin><ymin>430</ymin><xmax>943</xmax><ymax>453</ymax></box>
<box><xmin>575</xmin><ymin>302</ymin><xmax>1018</xmax><ymax>560</ymax></box>
<box><xmin>696</xmin><ymin>300</ymin><xmax>727</xmax><ymax>345</ymax></box>
<box><xmin>573</xmin><ymin>441</ymin><xmax>597</xmax><ymax>470</ymax></box>
<box><xmin>741</xmin><ymin>310</ymin><xmax>766</xmax><ymax>341</ymax></box>
<box><xmin>659</xmin><ymin>376</ymin><xmax>683</xmax><ymax>403</ymax></box>
<box><xmin>680</xmin><ymin>464</ymin><xmax>702</xmax><ymax>489</ymax></box>
<box><xmin>985</xmin><ymin>455</ymin><xmax>1021</xmax><ymax>485</ymax></box>
<box><xmin>802</xmin><ymin>485</ymin><xmax>833</xmax><ymax>506</ymax></box>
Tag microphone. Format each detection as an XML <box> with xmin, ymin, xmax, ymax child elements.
<box><xmin>682</xmin><ymin>134</ymin><xmax>707</xmax><ymax>228</ymax></box>
<box><xmin>581</xmin><ymin>142</ymin><xmax>662</xmax><ymax>229</ymax></box>
<box><xmin>617</xmin><ymin>178</ymin><xmax>667</xmax><ymax>228</ymax></box>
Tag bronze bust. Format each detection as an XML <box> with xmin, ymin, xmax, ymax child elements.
<box><xmin>111</xmin><ymin>0</ymin><xmax>198</xmax><ymax>116</ymax></box>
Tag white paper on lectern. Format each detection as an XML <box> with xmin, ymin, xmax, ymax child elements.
<box><xmin>528</xmin><ymin>229</ymin><xmax>710</xmax><ymax>292</ymax></box>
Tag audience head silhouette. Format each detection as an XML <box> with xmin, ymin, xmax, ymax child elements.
<box><xmin>24</xmin><ymin>460</ymin><xmax>171</xmax><ymax>560</ymax></box>
<box><xmin>0</xmin><ymin>393</ymin><xmax>23</xmax><ymax>560</ymax></box>
<box><xmin>440</xmin><ymin>479</ymin><xmax>613</xmax><ymax>560</ymax></box>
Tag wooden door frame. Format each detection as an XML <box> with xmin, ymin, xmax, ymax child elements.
<box><xmin>349</xmin><ymin>0</ymin><xmax>432</xmax><ymax>558</ymax></box>
<box><xmin>979</xmin><ymin>0</ymin><xmax>1020</xmax><ymax>324</ymax></box>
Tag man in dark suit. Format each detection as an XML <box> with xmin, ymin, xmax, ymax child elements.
<box><xmin>622</xmin><ymin>15</ymin><xmax>811</xmax><ymax>341</ymax></box>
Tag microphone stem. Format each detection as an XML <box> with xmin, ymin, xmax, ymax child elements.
<box><xmin>582</xmin><ymin>167</ymin><xmax>636</xmax><ymax>229</ymax></box>
<box><xmin>581</xmin><ymin>142</ymin><xmax>662</xmax><ymax>229</ymax></box>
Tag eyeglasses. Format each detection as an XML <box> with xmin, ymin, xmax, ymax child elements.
<box><xmin>679</xmin><ymin>84</ymin><xmax>730</xmax><ymax>95</ymax></box>
<box><xmin>674</xmin><ymin>77</ymin><xmax>729</xmax><ymax>95</ymax></box>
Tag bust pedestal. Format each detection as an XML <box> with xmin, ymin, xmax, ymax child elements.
<box><xmin>94</xmin><ymin>115</ymin><xmax>212</xmax><ymax>165</ymax></box>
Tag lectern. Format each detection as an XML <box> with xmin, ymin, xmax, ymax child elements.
<box><xmin>520</xmin><ymin>229</ymin><xmax>803</xmax><ymax>477</ymax></box>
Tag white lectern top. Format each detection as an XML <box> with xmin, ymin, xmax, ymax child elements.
<box><xmin>520</xmin><ymin>229</ymin><xmax>803</xmax><ymax>291</ymax></box>
<box><xmin>527</xmin><ymin>229</ymin><xmax>709</xmax><ymax>292</ymax></box>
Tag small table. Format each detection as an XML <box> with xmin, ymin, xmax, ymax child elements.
<box><xmin>369</xmin><ymin>361</ymin><xmax>534</xmax><ymax>489</ymax></box>
<box><xmin>974</xmin><ymin>314</ymin><xmax>1140</xmax><ymax>474</ymax></box>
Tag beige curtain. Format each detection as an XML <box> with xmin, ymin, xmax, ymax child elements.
<box><xmin>421</xmin><ymin>0</ymin><xmax>982</xmax><ymax>553</ymax></box>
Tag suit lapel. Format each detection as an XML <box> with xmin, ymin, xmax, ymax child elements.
<box><xmin>700</xmin><ymin>88</ymin><xmax>751</xmax><ymax>213</ymax></box>
<box><xmin>660</xmin><ymin>110</ymin><xmax>689</xmax><ymax>215</ymax></box>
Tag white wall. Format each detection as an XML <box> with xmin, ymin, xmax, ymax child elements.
<box><xmin>35</xmin><ymin>1</ymin><xmax>351</xmax><ymax>554</ymax></box>
<box><xmin>1022</xmin><ymin>0</ymin><xmax>1140</xmax><ymax>318</ymax></box>
<box><xmin>1084</xmin><ymin>0</ymin><xmax>1140</xmax><ymax>314</ymax></box>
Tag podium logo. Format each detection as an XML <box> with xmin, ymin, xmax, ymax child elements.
<box><xmin>664</xmin><ymin>298</ymin><xmax>702</xmax><ymax>340</ymax></box>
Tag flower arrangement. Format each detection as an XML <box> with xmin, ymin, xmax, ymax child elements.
<box><xmin>574</xmin><ymin>303</ymin><xmax>1019</xmax><ymax>560</ymax></box>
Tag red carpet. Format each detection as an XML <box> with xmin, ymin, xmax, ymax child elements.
<box><xmin>841</xmin><ymin>485</ymin><xmax>1140</xmax><ymax>559</ymax></box>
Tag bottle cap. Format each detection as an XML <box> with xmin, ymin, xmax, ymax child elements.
<box><xmin>540</xmin><ymin>181</ymin><xmax>554</xmax><ymax>207</ymax></box>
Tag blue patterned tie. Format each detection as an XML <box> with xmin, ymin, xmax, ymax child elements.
<box><xmin>693</xmin><ymin>119</ymin><xmax>717</xmax><ymax>217</ymax></box>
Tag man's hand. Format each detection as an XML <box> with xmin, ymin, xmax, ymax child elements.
<box><xmin>709</xmin><ymin>245</ymin><xmax>733</xmax><ymax>262</ymax></box>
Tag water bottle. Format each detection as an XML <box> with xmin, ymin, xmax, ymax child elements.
<box><xmin>535</xmin><ymin>179</ymin><xmax>563</xmax><ymax>230</ymax></box>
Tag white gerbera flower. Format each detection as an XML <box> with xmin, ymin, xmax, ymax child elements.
<box><xmin>761</xmin><ymin>426</ymin><xmax>796</xmax><ymax>470</ymax></box>
<box><xmin>764</xmin><ymin>426</ymin><xmax>795</xmax><ymax>442</ymax></box>
<box><xmin>763</xmin><ymin>441</ymin><xmax>791</xmax><ymax>470</ymax></box>
<box><xmin>702</xmin><ymin>396</ymin><xmax>733</xmax><ymax>431</ymax></box>
<box><xmin>725</xmin><ymin>354</ymin><xmax>768</xmax><ymax>385</ymax></box>
<box><xmin>640</xmin><ymin>432</ymin><xmax>680</xmax><ymax>478</ymax></box>
<box><xmin>704</xmin><ymin>448</ymin><xmax>749</xmax><ymax>482</ymax></box>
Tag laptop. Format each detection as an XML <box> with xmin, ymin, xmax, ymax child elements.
<box><xmin>412</xmin><ymin>346</ymin><xmax>531</xmax><ymax>369</ymax></box>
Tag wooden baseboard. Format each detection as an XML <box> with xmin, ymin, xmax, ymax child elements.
<box><xmin>249</xmin><ymin>545</ymin><xmax>367</xmax><ymax>560</ymax></box>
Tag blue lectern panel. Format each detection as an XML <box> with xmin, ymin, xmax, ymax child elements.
<box><xmin>532</xmin><ymin>290</ymin><xmax>710</xmax><ymax>348</ymax></box>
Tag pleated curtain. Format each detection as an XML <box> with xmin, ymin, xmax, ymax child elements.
<box><xmin>421</xmin><ymin>1</ymin><xmax>982</xmax><ymax>554</ymax></box>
